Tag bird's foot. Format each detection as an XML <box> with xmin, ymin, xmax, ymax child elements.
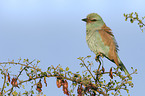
<box><xmin>95</xmin><ymin>52</ymin><xmax>103</xmax><ymax>62</ymax></box>
<box><xmin>99</xmin><ymin>52</ymin><xmax>104</xmax><ymax>58</ymax></box>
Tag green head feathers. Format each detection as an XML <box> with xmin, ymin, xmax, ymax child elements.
<box><xmin>82</xmin><ymin>13</ymin><xmax>104</xmax><ymax>25</ymax></box>
<box><xmin>87</xmin><ymin>13</ymin><xmax>103</xmax><ymax>21</ymax></box>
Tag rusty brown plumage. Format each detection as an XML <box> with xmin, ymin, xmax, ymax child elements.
<box><xmin>99</xmin><ymin>24</ymin><xmax>119</xmax><ymax>66</ymax></box>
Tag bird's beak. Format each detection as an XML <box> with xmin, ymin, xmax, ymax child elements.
<box><xmin>82</xmin><ymin>18</ymin><xmax>87</xmax><ymax>22</ymax></box>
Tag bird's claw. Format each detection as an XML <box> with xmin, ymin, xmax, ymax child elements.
<box><xmin>95</xmin><ymin>52</ymin><xmax>103</xmax><ymax>61</ymax></box>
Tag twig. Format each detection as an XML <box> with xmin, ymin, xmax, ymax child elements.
<box><xmin>1</xmin><ymin>70</ymin><xmax>7</xmax><ymax>95</ymax></box>
<box><xmin>81</xmin><ymin>59</ymin><xmax>95</xmax><ymax>80</ymax></box>
<box><xmin>8</xmin><ymin>66</ymin><xmax>26</xmax><ymax>95</ymax></box>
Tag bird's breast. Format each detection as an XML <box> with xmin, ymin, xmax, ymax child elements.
<box><xmin>86</xmin><ymin>29</ymin><xmax>110</xmax><ymax>55</ymax></box>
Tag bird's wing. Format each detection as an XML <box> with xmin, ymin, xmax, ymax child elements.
<box><xmin>98</xmin><ymin>24</ymin><xmax>119</xmax><ymax>66</ymax></box>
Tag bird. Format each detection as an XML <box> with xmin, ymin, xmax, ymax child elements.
<box><xmin>82</xmin><ymin>13</ymin><xmax>130</xmax><ymax>77</ymax></box>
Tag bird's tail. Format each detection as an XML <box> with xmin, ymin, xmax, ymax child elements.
<box><xmin>119</xmin><ymin>60</ymin><xmax>129</xmax><ymax>75</ymax></box>
<box><xmin>118</xmin><ymin>58</ymin><xmax>132</xmax><ymax>79</ymax></box>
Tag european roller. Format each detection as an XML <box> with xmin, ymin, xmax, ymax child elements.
<box><xmin>82</xmin><ymin>13</ymin><xmax>130</xmax><ymax>76</ymax></box>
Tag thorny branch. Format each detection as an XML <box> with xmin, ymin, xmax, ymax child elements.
<box><xmin>0</xmin><ymin>56</ymin><xmax>136</xmax><ymax>96</ymax></box>
<box><xmin>1</xmin><ymin>70</ymin><xmax>8</xmax><ymax>95</ymax></box>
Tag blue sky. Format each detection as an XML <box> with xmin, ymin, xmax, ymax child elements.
<box><xmin>0</xmin><ymin>0</ymin><xmax>145</xmax><ymax>95</ymax></box>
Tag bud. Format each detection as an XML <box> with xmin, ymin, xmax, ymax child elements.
<box><xmin>8</xmin><ymin>73</ymin><xmax>10</xmax><ymax>82</ymax></box>
<box><xmin>11</xmin><ymin>78</ymin><xmax>18</xmax><ymax>87</ymax></box>
<box><xmin>36</xmin><ymin>79</ymin><xmax>42</xmax><ymax>92</ymax></box>
<box><xmin>56</xmin><ymin>79</ymin><xmax>62</xmax><ymax>88</ymax></box>
<box><xmin>109</xmin><ymin>68</ymin><xmax>113</xmax><ymax>79</ymax></box>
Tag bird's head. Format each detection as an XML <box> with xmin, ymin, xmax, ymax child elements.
<box><xmin>82</xmin><ymin>13</ymin><xmax>104</xmax><ymax>24</ymax></box>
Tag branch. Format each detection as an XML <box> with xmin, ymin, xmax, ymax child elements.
<box><xmin>1</xmin><ymin>70</ymin><xmax>7</xmax><ymax>95</ymax></box>
<box><xmin>80</xmin><ymin>59</ymin><xmax>96</xmax><ymax>80</ymax></box>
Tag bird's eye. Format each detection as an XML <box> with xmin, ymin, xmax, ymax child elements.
<box><xmin>91</xmin><ymin>19</ymin><xmax>97</xmax><ymax>21</ymax></box>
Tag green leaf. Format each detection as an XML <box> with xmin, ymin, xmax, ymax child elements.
<box><xmin>23</xmin><ymin>59</ymin><xmax>26</xmax><ymax>63</ymax></box>
<box><xmin>130</xmin><ymin>19</ymin><xmax>133</xmax><ymax>23</ymax></box>
<box><xmin>6</xmin><ymin>82</ymin><xmax>9</xmax><ymax>86</ymax></box>
<box><xmin>128</xmin><ymin>81</ymin><xmax>132</xmax><ymax>84</ymax></box>
<box><xmin>68</xmin><ymin>71</ymin><xmax>72</xmax><ymax>74</ymax></box>
<box><xmin>79</xmin><ymin>63</ymin><xmax>83</xmax><ymax>65</ymax></box>
<box><xmin>47</xmin><ymin>71</ymin><xmax>51</xmax><ymax>74</ymax></box>
<box><xmin>41</xmin><ymin>72</ymin><xmax>47</xmax><ymax>75</ymax></box>
<box><xmin>66</xmin><ymin>67</ymin><xmax>69</xmax><ymax>71</ymax></box>
<box><xmin>22</xmin><ymin>85</ymin><xmax>25</xmax><ymax>89</ymax></box>
<box><xmin>87</xmin><ymin>55</ymin><xmax>91</xmax><ymax>58</ymax></box>
<box><xmin>12</xmin><ymin>91</ymin><xmax>18</xmax><ymax>95</ymax></box>
<box><xmin>31</xmin><ymin>69</ymin><xmax>34</xmax><ymax>73</ymax></box>
<box><xmin>37</xmin><ymin>60</ymin><xmax>40</xmax><ymax>63</ymax></box>
<box><xmin>59</xmin><ymin>67</ymin><xmax>63</xmax><ymax>72</ymax></box>
<box><xmin>104</xmin><ymin>80</ymin><xmax>106</xmax><ymax>84</ymax></box>
<box><xmin>85</xmin><ymin>72</ymin><xmax>87</xmax><ymax>76</ymax></box>
<box><xmin>111</xmin><ymin>92</ymin><xmax>114</xmax><ymax>95</ymax></box>
<box><xmin>47</xmin><ymin>67</ymin><xmax>51</xmax><ymax>70</ymax></box>
<box><xmin>126</xmin><ymin>89</ymin><xmax>129</xmax><ymax>93</ymax></box>
<box><xmin>76</xmin><ymin>71</ymin><xmax>79</xmax><ymax>73</ymax></box>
